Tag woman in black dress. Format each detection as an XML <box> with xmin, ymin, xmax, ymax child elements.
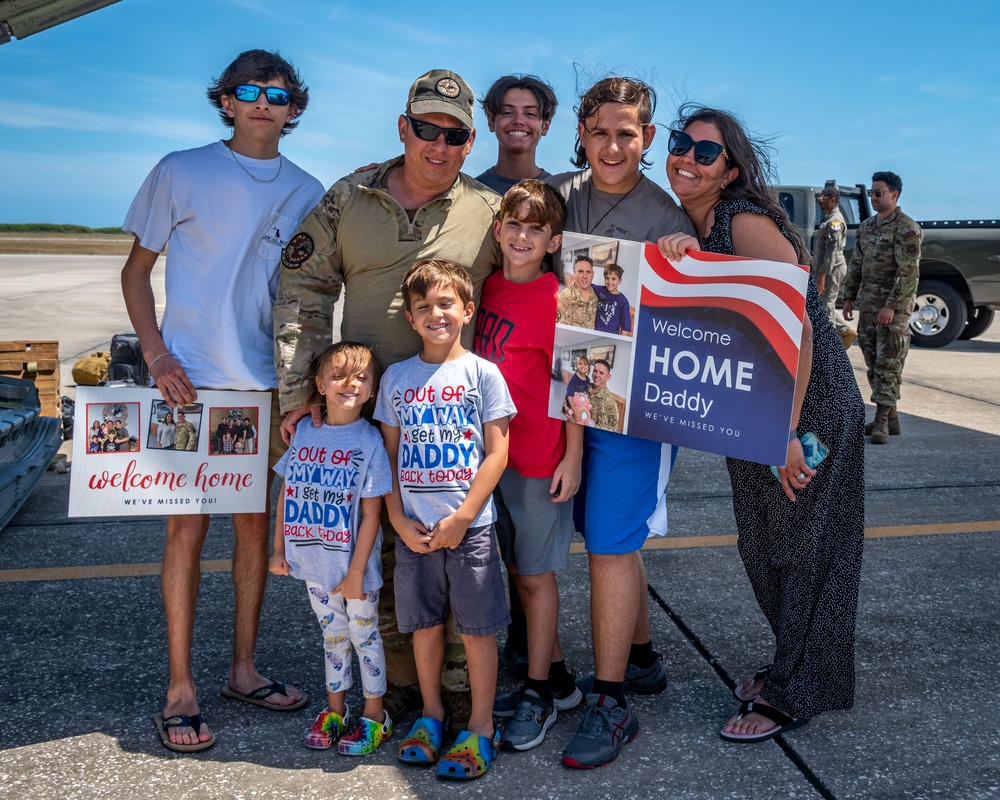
<box><xmin>658</xmin><ymin>105</ymin><xmax>865</xmax><ymax>743</ymax></box>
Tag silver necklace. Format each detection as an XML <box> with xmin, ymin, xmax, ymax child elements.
<box><xmin>225</xmin><ymin>141</ymin><xmax>283</xmax><ymax>183</ymax></box>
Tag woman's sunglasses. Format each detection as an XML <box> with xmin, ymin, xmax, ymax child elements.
<box><xmin>668</xmin><ymin>130</ymin><xmax>728</xmax><ymax>166</ymax></box>
<box><xmin>232</xmin><ymin>84</ymin><xmax>290</xmax><ymax>106</ymax></box>
<box><xmin>406</xmin><ymin>115</ymin><xmax>472</xmax><ymax>147</ymax></box>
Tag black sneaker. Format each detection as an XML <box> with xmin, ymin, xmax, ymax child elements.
<box><xmin>561</xmin><ymin>693</ymin><xmax>639</xmax><ymax>769</ymax></box>
<box><xmin>504</xmin><ymin>630</ymin><xmax>529</xmax><ymax>679</ymax></box>
<box><xmin>500</xmin><ymin>689</ymin><xmax>556</xmax><ymax>751</ymax></box>
<box><xmin>575</xmin><ymin>653</ymin><xmax>667</xmax><ymax>696</ymax></box>
<box><xmin>442</xmin><ymin>690</ymin><xmax>472</xmax><ymax>729</ymax></box>
<box><xmin>382</xmin><ymin>684</ymin><xmax>422</xmax><ymax>723</ymax></box>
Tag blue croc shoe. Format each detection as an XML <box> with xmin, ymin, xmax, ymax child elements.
<box><xmin>397</xmin><ymin>716</ymin><xmax>446</xmax><ymax>765</ymax></box>
<box><xmin>436</xmin><ymin>729</ymin><xmax>501</xmax><ymax>780</ymax></box>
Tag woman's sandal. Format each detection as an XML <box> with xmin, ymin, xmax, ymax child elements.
<box><xmin>733</xmin><ymin>664</ymin><xmax>771</xmax><ymax>702</ymax></box>
<box><xmin>719</xmin><ymin>700</ymin><xmax>808</xmax><ymax>743</ymax></box>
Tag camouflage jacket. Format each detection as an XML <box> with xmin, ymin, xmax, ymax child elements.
<box><xmin>813</xmin><ymin>208</ymin><xmax>847</xmax><ymax>276</ymax></box>
<box><xmin>174</xmin><ymin>421</ymin><xmax>197</xmax><ymax>451</ymax></box>
<box><xmin>844</xmin><ymin>207</ymin><xmax>922</xmax><ymax>312</ymax></box>
<box><xmin>588</xmin><ymin>384</ymin><xmax>619</xmax><ymax>432</ymax></box>
<box><xmin>273</xmin><ymin>156</ymin><xmax>501</xmax><ymax>413</ymax></box>
<box><xmin>556</xmin><ymin>285</ymin><xmax>598</xmax><ymax>328</ymax></box>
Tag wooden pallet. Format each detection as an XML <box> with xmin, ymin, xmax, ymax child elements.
<box><xmin>0</xmin><ymin>341</ymin><xmax>61</xmax><ymax>418</ymax></box>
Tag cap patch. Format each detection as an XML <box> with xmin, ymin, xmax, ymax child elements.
<box><xmin>436</xmin><ymin>78</ymin><xmax>461</xmax><ymax>98</ymax></box>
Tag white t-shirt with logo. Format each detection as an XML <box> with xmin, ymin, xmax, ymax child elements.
<box><xmin>124</xmin><ymin>141</ymin><xmax>324</xmax><ymax>390</ymax></box>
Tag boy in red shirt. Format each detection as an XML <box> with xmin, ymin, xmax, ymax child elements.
<box><xmin>474</xmin><ymin>180</ymin><xmax>584</xmax><ymax>751</ymax></box>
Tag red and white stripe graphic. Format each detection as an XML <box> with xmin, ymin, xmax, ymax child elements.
<box><xmin>640</xmin><ymin>245</ymin><xmax>809</xmax><ymax>377</ymax></box>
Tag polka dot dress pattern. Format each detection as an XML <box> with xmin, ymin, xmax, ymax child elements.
<box><xmin>704</xmin><ymin>198</ymin><xmax>866</xmax><ymax>720</ymax></box>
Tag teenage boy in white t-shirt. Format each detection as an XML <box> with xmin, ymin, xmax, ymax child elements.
<box><xmin>121</xmin><ymin>49</ymin><xmax>324</xmax><ymax>753</ymax></box>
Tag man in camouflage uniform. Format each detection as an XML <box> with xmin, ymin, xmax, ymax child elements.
<box><xmin>843</xmin><ymin>171</ymin><xmax>922</xmax><ymax>444</ymax></box>
<box><xmin>587</xmin><ymin>360</ymin><xmax>619</xmax><ymax>432</ymax></box>
<box><xmin>812</xmin><ymin>186</ymin><xmax>856</xmax><ymax>349</ymax></box>
<box><xmin>273</xmin><ymin>70</ymin><xmax>500</xmax><ymax>724</ymax></box>
<box><xmin>173</xmin><ymin>411</ymin><xmax>197</xmax><ymax>451</ymax></box>
<box><xmin>557</xmin><ymin>255</ymin><xmax>598</xmax><ymax>328</ymax></box>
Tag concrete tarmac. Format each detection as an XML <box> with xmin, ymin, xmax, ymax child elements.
<box><xmin>1</xmin><ymin>255</ymin><xmax>999</xmax><ymax>799</ymax></box>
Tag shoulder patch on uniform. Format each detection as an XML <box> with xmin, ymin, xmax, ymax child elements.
<box><xmin>281</xmin><ymin>231</ymin><xmax>314</xmax><ymax>270</ymax></box>
<box><xmin>906</xmin><ymin>244</ymin><xmax>919</xmax><ymax>256</ymax></box>
<box><xmin>902</xmin><ymin>229</ymin><xmax>920</xmax><ymax>242</ymax></box>
<box><xmin>830</xmin><ymin>221</ymin><xmax>844</xmax><ymax>231</ymax></box>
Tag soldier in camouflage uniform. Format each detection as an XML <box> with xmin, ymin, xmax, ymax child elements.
<box><xmin>843</xmin><ymin>171</ymin><xmax>922</xmax><ymax>444</ymax></box>
<box><xmin>586</xmin><ymin>360</ymin><xmax>619</xmax><ymax>432</ymax></box>
<box><xmin>273</xmin><ymin>70</ymin><xmax>501</xmax><ymax>724</ymax></box>
<box><xmin>812</xmin><ymin>186</ymin><xmax>856</xmax><ymax>349</ymax></box>
<box><xmin>173</xmin><ymin>412</ymin><xmax>197</xmax><ymax>451</ymax></box>
<box><xmin>556</xmin><ymin>255</ymin><xmax>598</xmax><ymax>328</ymax></box>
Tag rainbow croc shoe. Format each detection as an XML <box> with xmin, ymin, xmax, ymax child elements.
<box><xmin>338</xmin><ymin>712</ymin><xmax>393</xmax><ymax>756</ymax></box>
<box><xmin>304</xmin><ymin>706</ymin><xmax>350</xmax><ymax>750</ymax></box>
<box><xmin>397</xmin><ymin>716</ymin><xmax>446</xmax><ymax>764</ymax></box>
<box><xmin>436</xmin><ymin>729</ymin><xmax>501</xmax><ymax>780</ymax></box>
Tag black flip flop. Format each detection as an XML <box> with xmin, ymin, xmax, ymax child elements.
<box><xmin>719</xmin><ymin>700</ymin><xmax>808</xmax><ymax>743</ymax></box>
<box><xmin>153</xmin><ymin>711</ymin><xmax>216</xmax><ymax>753</ymax></box>
<box><xmin>220</xmin><ymin>680</ymin><xmax>308</xmax><ymax>711</ymax></box>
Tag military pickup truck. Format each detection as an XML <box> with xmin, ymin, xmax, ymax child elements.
<box><xmin>777</xmin><ymin>182</ymin><xmax>1000</xmax><ymax>347</ymax></box>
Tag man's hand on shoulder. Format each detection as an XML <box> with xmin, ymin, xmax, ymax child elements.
<box><xmin>280</xmin><ymin>405</ymin><xmax>324</xmax><ymax>444</ymax></box>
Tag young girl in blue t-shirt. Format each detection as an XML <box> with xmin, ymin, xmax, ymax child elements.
<box><xmin>269</xmin><ymin>341</ymin><xmax>393</xmax><ymax>756</ymax></box>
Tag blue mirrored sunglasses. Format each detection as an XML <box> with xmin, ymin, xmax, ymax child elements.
<box><xmin>233</xmin><ymin>84</ymin><xmax>290</xmax><ymax>106</ymax></box>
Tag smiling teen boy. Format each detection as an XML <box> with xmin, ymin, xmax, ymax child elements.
<box><xmin>121</xmin><ymin>49</ymin><xmax>324</xmax><ymax>752</ymax></box>
<box><xmin>473</xmin><ymin>180</ymin><xmax>584</xmax><ymax>752</ymax></box>
<box><xmin>376</xmin><ymin>259</ymin><xmax>515</xmax><ymax>780</ymax></box>
<box><xmin>547</xmin><ymin>77</ymin><xmax>695</xmax><ymax>769</ymax></box>
<box><xmin>476</xmin><ymin>75</ymin><xmax>558</xmax><ymax>195</ymax></box>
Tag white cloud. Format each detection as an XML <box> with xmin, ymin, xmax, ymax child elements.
<box><xmin>2</xmin><ymin>103</ymin><xmax>216</xmax><ymax>142</ymax></box>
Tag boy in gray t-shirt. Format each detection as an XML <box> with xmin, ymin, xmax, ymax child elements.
<box><xmin>375</xmin><ymin>259</ymin><xmax>514</xmax><ymax>780</ymax></box>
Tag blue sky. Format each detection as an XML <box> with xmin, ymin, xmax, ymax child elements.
<box><xmin>2</xmin><ymin>0</ymin><xmax>998</xmax><ymax>227</ymax></box>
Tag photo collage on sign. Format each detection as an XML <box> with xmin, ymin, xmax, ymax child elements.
<box><xmin>550</xmin><ymin>233</ymin><xmax>643</xmax><ymax>434</ymax></box>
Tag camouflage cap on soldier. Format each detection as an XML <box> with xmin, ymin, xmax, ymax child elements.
<box><xmin>407</xmin><ymin>70</ymin><xmax>475</xmax><ymax>129</ymax></box>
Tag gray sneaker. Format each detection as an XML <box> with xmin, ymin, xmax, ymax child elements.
<box><xmin>561</xmin><ymin>693</ymin><xmax>639</xmax><ymax>769</ymax></box>
<box><xmin>494</xmin><ymin>676</ymin><xmax>582</xmax><ymax>718</ymax></box>
<box><xmin>575</xmin><ymin>653</ymin><xmax>667</xmax><ymax>696</ymax></box>
<box><xmin>500</xmin><ymin>689</ymin><xmax>556</xmax><ymax>751</ymax></box>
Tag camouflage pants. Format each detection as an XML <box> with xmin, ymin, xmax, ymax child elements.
<box><xmin>820</xmin><ymin>265</ymin><xmax>851</xmax><ymax>336</ymax></box>
<box><xmin>857</xmin><ymin>302</ymin><xmax>910</xmax><ymax>408</ymax></box>
<box><xmin>379</xmin><ymin>508</ymin><xmax>469</xmax><ymax>692</ymax></box>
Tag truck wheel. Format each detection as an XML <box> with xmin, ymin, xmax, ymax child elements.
<box><xmin>958</xmin><ymin>305</ymin><xmax>995</xmax><ymax>340</ymax></box>
<box><xmin>909</xmin><ymin>280</ymin><xmax>967</xmax><ymax>348</ymax></box>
